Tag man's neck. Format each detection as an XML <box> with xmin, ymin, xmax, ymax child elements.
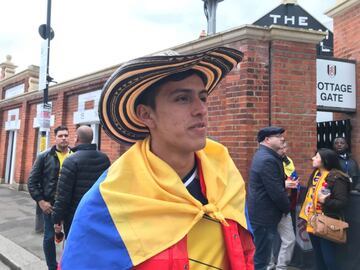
<box><xmin>56</xmin><ymin>146</ymin><xmax>68</xmax><ymax>154</ymax></box>
<box><xmin>167</xmin><ymin>155</ymin><xmax>195</xmax><ymax>179</ymax></box>
<box><xmin>150</xmin><ymin>142</ymin><xmax>195</xmax><ymax>179</ymax></box>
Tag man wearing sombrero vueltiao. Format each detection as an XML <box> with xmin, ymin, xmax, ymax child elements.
<box><xmin>59</xmin><ymin>47</ymin><xmax>255</xmax><ymax>270</ymax></box>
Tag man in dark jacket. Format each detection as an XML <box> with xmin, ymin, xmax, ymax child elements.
<box><xmin>52</xmin><ymin>125</ymin><xmax>110</xmax><ymax>237</ymax></box>
<box><xmin>28</xmin><ymin>125</ymin><xmax>71</xmax><ymax>270</ymax></box>
<box><xmin>333</xmin><ymin>136</ymin><xmax>360</xmax><ymax>191</ymax></box>
<box><xmin>247</xmin><ymin>126</ymin><xmax>290</xmax><ymax>270</ymax></box>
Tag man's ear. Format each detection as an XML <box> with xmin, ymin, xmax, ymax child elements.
<box><xmin>136</xmin><ymin>104</ymin><xmax>156</xmax><ymax>129</ymax></box>
<box><xmin>74</xmin><ymin>134</ymin><xmax>79</xmax><ymax>145</ymax></box>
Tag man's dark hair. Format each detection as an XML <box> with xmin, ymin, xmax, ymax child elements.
<box><xmin>317</xmin><ymin>148</ymin><xmax>342</xmax><ymax>171</ymax></box>
<box><xmin>135</xmin><ymin>69</ymin><xmax>207</xmax><ymax>110</ymax></box>
<box><xmin>54</xmin><ymin>125</ymin><xmax>68</xmax><ymax>136</ymax></box>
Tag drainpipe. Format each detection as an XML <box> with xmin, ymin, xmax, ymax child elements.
<box><xmin>268</xmin><ymin>41</ymin><xmax>272</xmax><ymax>126</ymax></box>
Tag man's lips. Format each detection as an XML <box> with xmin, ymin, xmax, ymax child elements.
<box><xmin>189</xmin><ymin>122</ymin><xmax>207</xmax><ymax>129</ymax></box>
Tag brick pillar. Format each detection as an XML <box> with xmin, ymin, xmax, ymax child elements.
<box><xmin>50</xmin><ymin>91</ymin><xmax>66</xmax><ymax>145</ymax></box>
<box><xmin>326</xmin><ymin>1</ymin><xmax>360</xmax><ymax>161</ymax></box>
<box><xmin>271</xmin><ymin>40</ymin><xmax>318</xmax><ymax>179</ymax></box>
<box><xmin>0</xmin><ymin>110</ymin><xmax>5</xmax><ymax>180</ymax></box>
<box><xmin>0</xmin><ymin>55</ymin><xmax>17</xmax><ymax>81</ymax></box>
<box><xmin>15</xmin><ymin>100</ymin><xmax>30</xmax><ymax>187</ymax></box>
<box><xmin>208</xmin><ymin>39</ymin><xmax>271</xmax><ymax>179</ymax></box>
<box><xmin>22</xmin><ymin>102</ymin><xmax>39</xmax><ymax>185</ymax></box>
<box><xmin>54</xmin><ymin>91</ymin><xmax>66</xmax><ymax>126</ymax></box>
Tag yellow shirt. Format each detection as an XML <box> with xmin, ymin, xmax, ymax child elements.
<box><xmin>56</xmin><ymin>149</ymin><xmax>71</xmax><ymax>170</ymax></box>
<box><xmin>283</xmin><ymin>156</ymin><xmax>295</xmax><ymax>178</ymax></box>
<box><xmin>187</xmin><ymin>215</ymin><xmax>229</xmax><ymax>270</ymax></box>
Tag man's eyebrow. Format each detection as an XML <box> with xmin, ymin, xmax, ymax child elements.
<box><xmin>168</xmin><ymin>88</ymin><xmax>207</xmax><ymax>96</ymax></box>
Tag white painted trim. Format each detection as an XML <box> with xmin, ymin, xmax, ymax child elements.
<box><xmin>170</xmin><ymin>25</ymin><xmax>326</xmax><ymax>55</ymax></box>
<box><xmin>5</xmin><ymin>108</ymin><xmax>21</xmax><ymax>131</ymax></box>
<box><xmin>73</xmin><ymin>90</ymin><xmax>101</xmax><ymax>124</ymax></box>
<box><xmin>325</xmin><ymin>0</ymin><xmax>360</xmax><ymax>17</ymax></box>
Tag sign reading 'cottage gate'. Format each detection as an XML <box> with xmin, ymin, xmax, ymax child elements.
<box><xmin>316</xmin><ymin>58</ymin><xmax>357</xmax><ymax>112</ymax></box>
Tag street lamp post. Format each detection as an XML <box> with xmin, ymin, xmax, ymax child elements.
<box><xmin>44</xmin><ymin>0</ymin><xmax>52</xmax><ymax>105</ymax></box>
<box><xmin>35</xmin><ymin>0</ymin><xmax>54</xmax><ymax>233</ymax></box>
<box><xmin>38</xmin><ymin>0</ymin><xmax>54</xmax><ymax>152</ymax></box>
<box><xmin>202</xmin><ymin>0</ymin><xmax>224</xmax><ymax>35</ymax></box>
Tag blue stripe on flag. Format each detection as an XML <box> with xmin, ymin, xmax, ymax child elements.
<box><xmin>245</xmin><ymin>203</ymin><xmax>254</xmax><ymax>236</ymax></box>
<box><xmin>60</xmin><ymin>170</ymin><xmax>133</xmax><ymax>270</ymax></box>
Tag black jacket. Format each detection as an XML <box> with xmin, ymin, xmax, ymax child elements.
<box><xmin>52</xmin><ymin>144</ymin><xmax>110</xmax><ymax>235</ymax></box>
<box><xmin>308</xmin><ymin>169</ymin><xmax>351</xmax><ymax>219</ymax></box>
<box><xmin>338</xmin><ymin>153</ymin><xmax>359</xmax><ymax>190</ymax></box>
<box><xmin>28</xmin><ymin>146</ymin><xmax>66</xmax><ymax>203</ymax></box>
<box><xmin>247</xmin><ymin>145</ymin><xmax>290</xmax><ymax>226</ymax></box>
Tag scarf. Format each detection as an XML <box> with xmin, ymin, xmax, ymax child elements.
<box><xmin>299</xmin><ymin>170</ymin><xmax>329</xmax><ymax>233</ymax></box>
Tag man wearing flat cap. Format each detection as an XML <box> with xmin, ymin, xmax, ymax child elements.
<box><xmin>59</xmin><ymin>47</ymin><xmax>254</xmax><ymax>270</ymax></box>
<box><xmin>247</xmin><ymin>126</ymin><xmax>290</xmax><ymax>270</ymax></box>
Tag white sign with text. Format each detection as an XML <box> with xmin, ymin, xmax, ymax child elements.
<box><xmin>317</xmin><ymin>58</ymin><xmax>356</xmax><ymax>112</ymax></box>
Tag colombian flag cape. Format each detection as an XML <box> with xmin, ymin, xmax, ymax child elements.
<box><xmin>60</xmin><ymin>138</ymin><xmax>250</xmax><ymax>270</ymax></box>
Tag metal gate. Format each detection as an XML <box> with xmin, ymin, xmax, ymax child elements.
<box><xmin>317</xmin><ymin>119</ymin><xmax>352</xmax><ymax>150</ymax></box>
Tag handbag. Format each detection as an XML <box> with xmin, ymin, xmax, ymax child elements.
<box><xmin>309</xmin><ymin>174</ymin><xmax>349</xmax><ymax>244</ymax></box>
<box><xmin>311</xmin><ymin>213</ymin><xmax>349</xmax><ymax>244</ymax></box>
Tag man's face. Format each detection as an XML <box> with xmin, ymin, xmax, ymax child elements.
<box><xmin>277</xmin><ymin>143</ymin><xmax>288</xmax><ymax>157</ymax></box>
<box><xmin>143</xmin><ymin>74</ymin><xmax>208</xmax><ymax>156</ymax></box>
<box><xmin>55</xmin><ymin>130</ymin><xmax>69</xmax><ymax>150</ymax></box>
<box><xmin>333</xmin><ymin>138</ymin><xmax>348</xmax><ymax>154</ymax></box>
<box><xmin>265</xmin><ymin>133</ymin><xmax>285</xmax><ymax>152</ymax></box>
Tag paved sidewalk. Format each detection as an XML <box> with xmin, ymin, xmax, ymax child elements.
<box><xmin>0</xmin><ymin>185</ymin><xmax>47</xmax><ymax>269</ymax></box>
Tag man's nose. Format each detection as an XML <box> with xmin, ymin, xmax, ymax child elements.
<box><xmin>192</xmin><ymin>98</ymin><xmax>207</xmax><ymax>116</ymax></box>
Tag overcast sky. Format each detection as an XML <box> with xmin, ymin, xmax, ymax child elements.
<box><xmin>1</xmin><ymin>0</ymin><xmax>336</xmax><ymax>83</ymax></box>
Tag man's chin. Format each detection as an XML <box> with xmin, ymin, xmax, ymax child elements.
<box><xmin>192</xmin><ymin>139</ymin><xmax>207</xmax><ymax>152</ymax></box>
<box><xmin>58</xmin><ymin>145</ymin><xmax>69</xmax><ymax>150</ymax></box>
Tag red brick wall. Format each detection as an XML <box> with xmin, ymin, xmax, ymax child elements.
<box><xmin>332</xmin><ymin>2</ymin><xmax>360</xmax><ymax>162</ymax></box>
<box><xmin>52</xmin><ymin>92</ymin><xmax>66</xmax><ymax>139</ymax></box>
<box><xmin>99</xmin><ymin>132</ymin><xmax>126</xmax><ymax>163</ymax></box>
<box><xmin>63</xmin><ymin>93</ymin><xmax>78</xmax><ymax>146</ymax></box>
<box><xmin>21</xmin><ymin>102</ymin><xmax>40</xmax><ymax>183</ymax></box>
<box><xmin>270</xmin><ymin>40</ymin><xmax>318</xmax><ymax>182</ymax></box>
<box><xmin>208</xmin><ymin>39</ymin><xmax>271</xmax><ymax>181</ymax></box>
<box><xmin>207</xmin><ymin>39</ymin><xmax>318</xmax><ymax>183</ymax></box>
<box><xmin>15</xmin><ymin>102</ymin><xmax>27</xmax><ymax>183</ymax></box>
<box><xmin>0</xmin><ymin>110</ymin><xmax>7</xmax><ymax>179</ymax></box>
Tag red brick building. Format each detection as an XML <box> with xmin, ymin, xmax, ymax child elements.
<box><xmin>0</xmin><ymin>23</ymin><xmax>327</xmax><ymax>190</ymax></box>
<box><xmin>326</xmin><ymin>0</ymin><xmax>360</xmax><ymax>162</ymax></box>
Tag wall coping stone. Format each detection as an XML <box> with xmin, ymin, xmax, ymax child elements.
<box><xmin>325</xmin><ymin>0</ymin><xmax>360</xmax><ymax>17</ymax></box>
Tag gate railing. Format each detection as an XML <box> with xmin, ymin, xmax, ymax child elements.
<box><xmin>317</xmin><ymin>119</ymin><xmax>352</xmax><ymax>150</ymax></box>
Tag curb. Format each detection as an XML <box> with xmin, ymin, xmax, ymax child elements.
<box><xmin>0</xmin><ymin>252</ymin><xmax>20</xmax><ymax>270</ymax></box>
<box><xmin>0</xmin><ymin>235</ymin><xmax>47</xmax><ymax>270</ymax></box>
